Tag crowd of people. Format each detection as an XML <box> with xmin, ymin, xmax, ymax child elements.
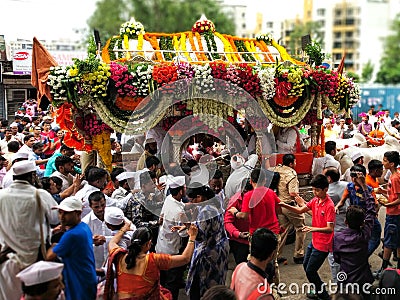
<box><xmin>0</xmin><ymin>100</ymin><xmax>400</xmax><ymax>300</ymax></box>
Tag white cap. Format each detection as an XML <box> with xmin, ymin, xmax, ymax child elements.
<box><xmin>167</xmin><ymin>176</ymin><xmax>186</xmax><ymax>188</ymax></box>
<box><xmin>104</xmin><ymin>207</ymin><xmax>125</xmax><ymax>225</ymax></box>
<box><xmin>10</xmin><ymin>122</ymin><xmax>19</xmax><ymax>128</ymax></box>
<box><xmin>351</xmin><ymin>152</ymin><xmax>364</xmax><ymax>162</ymax></box>
<box><xmin>16</xmin><ymin>261</ymin><xmax>63</xmax><ymax>286</ymax></box>
<box><xmin>12</xmin><ymin>152</ymin><xmax>29</xmax><ymax>163</ymax></box>
<box><xmin>116</xmin><ymin>171</ymin><xmax>136</xmax><ymax>181</ymax></box>
<box><xmin>52</xmin><ymin>196</ymin><xmax>82</xmax><ymax>212</ymax></box>
<box><xmin>12</xmin><ymin>160</ymin><xmax>36</xmax><ymax>175</ymax></box>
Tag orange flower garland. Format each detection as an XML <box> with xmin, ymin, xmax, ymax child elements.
<box><xmin>194</xmin><ymin>32</ymin><xmax>208</xmax><ymax>61</ymax></box>
<box><xmin>115</xmin><ymin>96</ymin><xmax>144</xmax><ymax>111</ymax></box>
<box><xmin>144</xmin><ymin>34</ymin><xmax>162</xmax><ymax>61</ymax></box>
<box><xmin>273</xmin><ymin>95</ymin><xmax>299</xmax><ymax>107</ymax></box>
<box><xmin>187</xmin><ymin>32</ymin><xmax>202</xmax><ymax>61</ymax></box>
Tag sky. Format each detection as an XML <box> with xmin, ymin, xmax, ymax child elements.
<box><xmin>0</xmin><ymin>0</ymin><xmax>302</xmax><ymax>41</ymax></box>
<box><xmin>0</xmin><ymin>0</ymin><xmax>98</xmax><ymax>41</ymax></box>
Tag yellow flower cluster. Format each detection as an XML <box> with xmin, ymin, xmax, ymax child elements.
<box><xmin>332</xmin><ymin>74</ymin><xmax>349</xmax><ymax>103</ymax></box>
<box><xmin>287</xmin><ymin>68</ymin><xmax>304</xmax><ymax>97</ymax></box>
<box><xmin>82</xmin><ymin>63</ymin><xmax>111</xmax><ymax>99</ymax></box>
<box><xmin>92</xmin><ymin>131</ymin><xmax>112</xmax><ymax>172</ymax></box>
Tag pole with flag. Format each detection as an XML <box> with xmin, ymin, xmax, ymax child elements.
<box><xmin>31</xmin><ymin>37</ymin><xmax>58</xmax><ymax>106</ymax></box>
<box><xmin>337</xmin><ymin>51</ymin><xmax>346</xmax><ymax>75</ymax></box>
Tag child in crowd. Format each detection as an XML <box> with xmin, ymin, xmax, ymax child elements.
<box><xmin>335</xmin><ymin>164</ymin><xmax>381</xmax><ymax>256</ymax></box>
<box><xmin>333</xmin><ymin>171</ymin><xmax>375</xmax><ymax>300</ymax></box>
<box><xmin>279</xmin><ymin>174</ymin><xmax>335</xmax><ymax>300</ymax></box>
<box><xmin>376</xmin><ymin>151</ymin><xmax>400</xmax><ymax>278</ymax></box>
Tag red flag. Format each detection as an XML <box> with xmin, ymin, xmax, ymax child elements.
<box><xmin>337</xmin><ymin>51</ymin><xmax>346</xmax><ymax>75</ymax></box>
<box><xmin>31</xmin><ymin>37</ymin><xmax>58</xmax><ymax>105</ymax></box>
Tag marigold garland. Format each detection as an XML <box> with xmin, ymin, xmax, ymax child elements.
<box><xmin>188</xmin><ymin>32</ymin><xmax>202</xmax><ymax>61</ymax></box>
<box><xmin>115</xmin><ymin>96</ymin><xmax>144</xmax><ymax>110</ymax></box>
<box><xmin>137</xmin><ymin>34</ymin><xmax>144</xmax><ymax>56</ymax></box>
<box><xmin>273</xmin><ymin>95</ymin><xmax>299</xmax><ymax>107</ymax></box>
<box><xmin>180</xmin><ymin>33</ymin><xmax>191</xmax><ymax>61</ymax></box>
<box><xmin>92</xmin><ymin>131</ymin><xmax>112</xmax><ymax>172</ymax></box>
<box><xmin>214</xmin><ymin>32</ymin><xmax>233</xmax><ymax>62</ymax></box>
<box><xmin>194</xmin><ymin>32</ymin><xmax>209</xmax><ymax>61</ymax></box>
<box><xmin>143</xmin><ymin>35</ymin><xmax>162</xmax><ymax>61</ymax></box>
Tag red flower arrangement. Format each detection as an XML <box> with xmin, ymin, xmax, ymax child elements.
<box><xmin>311</xmin><ymin>66</ymin><xmax>339</xmax><ymax>98</ymax></box>
<box><xmin>192</xmin><ymin>19</ymin><xmax>216</xmax><ymax>34</ymax></box>
<box><xmin>152</xmin><ymin>63</ymin><xmax>178</xmax><ymax>94</ymax></box>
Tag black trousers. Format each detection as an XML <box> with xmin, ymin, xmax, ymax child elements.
<box><xmin>160</xmin><ymin>264</ymin><xmax>187</xmax><ymax>300</ymax></box>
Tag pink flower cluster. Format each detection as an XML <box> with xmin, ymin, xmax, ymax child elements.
<box><xmin>84</xmin><ymin>113</ymin><xmax>113</xmax><ymax>136</ymax></box>
<box><xmin>109</xmin><ymin>62</ymin><xmax>137</xmax><ymax>97</ymax></box>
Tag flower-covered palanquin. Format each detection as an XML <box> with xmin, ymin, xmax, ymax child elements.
<box><xmin>45</xmin><ymin>15</ymin><xmax>360</xmax><ymax>167</ymax></box>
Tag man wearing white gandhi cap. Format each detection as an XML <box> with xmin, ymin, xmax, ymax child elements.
<box><xmin>0</xmin><ymin>160</ymin><xmax>59</xmax><ymax>300</ymax></box>
<box><xmin>112</xmin><ymin>171</ymin><xmax>136</xmax><ymax>200</ymax></box>
<box><xmin>156</xmin><ymin>175</ymin><xmax>188</xmax><ymax>299</ymax></box>
<box><xmin>16</xmin><ymin>261</ymin><xmax>65</xmax><ymax>300</ymax></box>
<box><xmin>104</xmin><ymin>206</ymin><xmax>136</xmax><ymax>249</ymax></box>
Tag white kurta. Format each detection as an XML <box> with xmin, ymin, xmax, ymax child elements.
<box><xmin>155</xmin><ymin>195</ymin><xmax>187</xmax><ymax>255</ymax></box>
<box><xmin>0</xmin><ymin>181</ymin><xmax>59</xmax><ymax>300</ymax></box>
<box><xmin>224</xmin><ymin>154</ymin><xmax>258</xmax><ymax>201</ymax></box>
<box><xmin>81</xmin><ymin>211</ymin><xmax>113</xmax><ymax>269</ymax></box>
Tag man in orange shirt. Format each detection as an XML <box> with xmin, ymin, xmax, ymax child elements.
<box><xmin>366</xmin><ymin>159</ymin><xmax>384</xmax><ymax>193</ymax></box>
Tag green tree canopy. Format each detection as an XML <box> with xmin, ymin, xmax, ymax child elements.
<box><xmin>376</xmin><ymin>14</ymin><xmax>400</xmax><ymax>84</ymax></box>
<box><xmin>88</xmin><ymin>0</ymin><xmax>235</xmax><ymax>43</ymax></box>
<box><xmin>361</xmin><ymin>60</ymin><xmax>374</xmax><ymax>83</ymax></box>
<box><xmin>288</xmin><ymin>21</ymin><xmax>323</xmax><ymax>58</ymax></box>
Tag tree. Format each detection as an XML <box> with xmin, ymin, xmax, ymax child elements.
<box><xmin>288</xmin><ymin>21</ymin><xmax>323</xmax><ymax>59</ymax></box>
<box><xmin>87</xmin><ymin>0</ymin><xmax>129</xmax><ymax>43</ymax></box>
<box><xmin>361</xmin><ymin>60</ymin><xmax>374</xmax><ymax>83</ymax></box>
<box><xmin>87</xmin><ymin>0</ymin><xmax>235</xmax><ymax>43</ymax></box>
<box><xmin>346</xmin><ymin>71</ymin><xmax>360</xmax><ymax>83</ymax></box>
<box><xmin>375</xmin><ymin>14</ymin><xmax>400</xmax><ymax>84</ymax></box>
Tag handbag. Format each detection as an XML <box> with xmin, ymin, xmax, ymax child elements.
<box><xmin>36</xmin><ymin>189</ymin><xmax>51</xmax><ymax>261</ymax></box>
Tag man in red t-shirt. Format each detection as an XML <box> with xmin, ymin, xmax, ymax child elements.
<box><xmin>228</xmin><ymin>168</ymin><xmax>281</xmax><ymax>283</ymax></box>
<box><xmin>279</xmin><ymin>174</ymin><xmax>335</xmax><ymax>300</ymax></box>
<box><xmin>376</xmin><ymin>151</ymin><xmax>400</xmax><ymax>278</ymax></box>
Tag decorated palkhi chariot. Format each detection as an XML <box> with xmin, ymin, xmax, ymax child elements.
<box><xmin>46</xmin><ymin>15</ymin><xmax>360</xmax><ymax>174</ymax></box>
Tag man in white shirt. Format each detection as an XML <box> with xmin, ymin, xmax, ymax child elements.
<box><xmin>81</xmin><ymin>190</ymin><xmax>112</xmax><ymax>274</ymax></box>
<box><xmin>112</xmin><ymin>171</ymin><xmax>136</xmax><ymax>200</ymax></box>
<box><xmin>0</xmin><ymin>161</ymin><xmax>59</xmax><ymax>299</ymax></box>
<box><xmin>50</xmin><ymin>155</ymin><xmax>75</xmax><ymax>192</ymax></box>
<box><xmin>225</xmin><ymin>153</ymin><xmax>258</xmax><ymax>201</ymax></box>
<box><xmin>156</xmin><ymin>176</ymin><xmax>188</xmax><ymax>300</ymax></box>
<box><xmin>312</xmin><ymin>141</ymin><xmax>341</xmax><ymax>177</ymax></box>
<box><xmin>104</xmin><ymin>206</ymin><xmax>135</xmax><ymax>250</ymax></box>
<box><xmin>1</xmin><ymin>152</ymin><xmax>29</xmax><ymax>189</ymax></box>
<box><xmin>275</xmin><ymin>126</ymin><xmax>305</xmax><ymax>153</ymax></box>
<box><xmin>18</xmin><ymin>134</ymin><xmax>35</xmax><ymax>154</ymax></box>
<box><xmin>0</xmin><ymin>128</ymin><xmax>16</xmax><ymax>155</ymax></box>
<box><xmin>9</xmin><ymin>122</ymin><xmax>24</xmax><ymax>145</ymax></box>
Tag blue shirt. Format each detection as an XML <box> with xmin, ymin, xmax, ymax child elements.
<box><xmin>346</xmin><ymin>182</ymin><xmax>373</xmax><ymax>209</ymax></box>
<box><xmin>44</xmin><ymin>151</ymin><xmax>81</xmax><ymax>177</ymax></box>
<box><xmin>53</xmin><ymin>222</ymin><xmax>97</xmax><ymax>300</ymax></box>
